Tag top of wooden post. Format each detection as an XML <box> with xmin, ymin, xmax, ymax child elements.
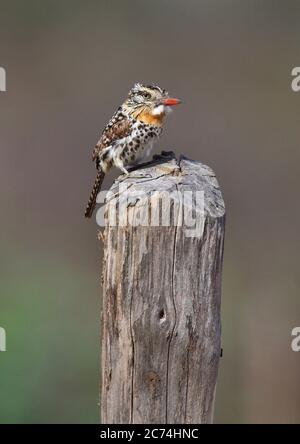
<box><xmin>104</xmin><ymin>151</ymin><xmax>225</xmax><ymax>232</ymax></box>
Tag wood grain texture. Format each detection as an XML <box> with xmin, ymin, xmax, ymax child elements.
<box><xmin>100</xmin><ymin>151</ymin><xmax>225</xmax><ymax>424</ymax></box>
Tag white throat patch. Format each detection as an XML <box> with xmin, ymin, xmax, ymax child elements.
<box><xmin>152</xmin><ymin>104</ymin><xmax>165</xmax><ymax>116</ymax></box>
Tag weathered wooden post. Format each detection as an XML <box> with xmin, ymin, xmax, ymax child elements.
<box><xmin>100</xmin><ymin>151</ymin><xmax>225</xmax><ymax>424</ymax></box>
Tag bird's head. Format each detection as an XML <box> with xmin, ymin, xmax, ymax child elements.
<box><xmin>123</xmin><ymin>83</ymin><xmax>181</xmax><ymax>125</ymax></box>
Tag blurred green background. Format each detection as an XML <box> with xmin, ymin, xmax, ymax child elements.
<box><xmin>0</xmin><ymin>0</ymin><xmax>300</xmax><ymax>423</ymax></box>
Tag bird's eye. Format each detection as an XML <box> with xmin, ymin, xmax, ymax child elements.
<box><xmin>132</xmin><ymin>94</ymin><xmax>143</xmax><ymax>103</ymax></box>
<box><xmin>142</xmin><ymin>92</ymin><xmax>151</xmax><ymax>99</ymax></box>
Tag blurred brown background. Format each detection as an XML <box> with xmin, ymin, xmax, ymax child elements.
<box><xmin>0</xmin><ymin>0</ymin><xmax>300</xmax><ymax>423</ymax></box>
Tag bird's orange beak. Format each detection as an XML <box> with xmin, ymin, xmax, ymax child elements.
<box><xmin>162</xmin><ymin>97</ymin><xmax>181</xmax><ymax>106</ymax></box>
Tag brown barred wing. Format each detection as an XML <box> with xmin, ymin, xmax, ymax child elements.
<box><xmin>92</xmin><ymin>111</ymin><xmax>133</xmax><ymax>163</ymax></box>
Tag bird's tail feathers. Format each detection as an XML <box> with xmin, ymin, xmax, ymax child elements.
<box><xmin>85</xmin><ymin>169</ymin><xmax>105</xmax><ymax>218</ymax></box>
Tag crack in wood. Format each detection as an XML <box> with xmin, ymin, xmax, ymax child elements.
<box><xmin>129</xmin><ymin>230</ymin><xmax>135</xmax><ymax>424</ymax></box>
<box><xmin>184</xmin><ymin>346</ymin><xmax>190</xmax><ymax>422</ymax></box>
<box><xmin>165</xmin><ymin>183</ymin><xmax>180</xmax><ymax>423</ymax></box>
